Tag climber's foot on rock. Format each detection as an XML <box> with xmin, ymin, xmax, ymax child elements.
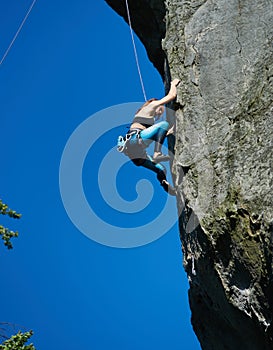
<box><xmin>153</xmin><ymin>152</ymin><xmax>170</xmax><ymax>163</ymax></box>
<box><xmin>161</xmin><ymin>180</ymin><xmax>176</xmax><ymax>196</ymax></box>
<box><xmin>167</xmin><ymin>125</ymin><xmax>175</xmax><ymax>136</ymax></box>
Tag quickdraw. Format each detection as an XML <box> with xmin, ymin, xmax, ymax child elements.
<box><xmin>117</xmin><ymin>129</ymin><xmax>147</xmax><ymax>166</ymax></box>
<box><xmin>117</xmin><ymin>129</ymin><xmax>141</xmax><ymax>153</ymax></box>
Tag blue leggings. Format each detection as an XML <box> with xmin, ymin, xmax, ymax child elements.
<box><xmin>139</xmin><ymin>121</ymin><xmax>169</xmax><ymax>182</ymax></box>
<box><xmin>140</xmin><ymin>121</ymin><xmax>169</xmax><ymax>152</ymax></box>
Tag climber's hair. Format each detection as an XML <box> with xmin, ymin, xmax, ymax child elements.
<box><xmin>135</xmin><ymin>98</ymin><xmax>158</xmax><ymax>114</ymax></box>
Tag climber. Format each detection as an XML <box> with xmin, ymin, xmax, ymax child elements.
<box><xmin>117</xmin><ymin>78</ymin><xmax>180</xmax><ymax>195</ymax></box>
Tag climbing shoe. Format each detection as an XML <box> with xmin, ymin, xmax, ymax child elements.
<box><xmin>161</xmin><ymin>180</ymin><xmax>176</xmax><ymax>196</ymax></box>
<box><xmin>153</xmin><ymin>153</ymin><xmax>170</xmax><ymax>163</ymax></box>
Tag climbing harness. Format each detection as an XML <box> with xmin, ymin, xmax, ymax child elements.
<box><xmin>117</xmin><ymin>129</ymin><xmax>147</xmax><ymax>166</ymax></box>
<box><xmin>117</xmin><ymin>129</ymin><xmax>142</xmax><ymax>153</ymax></box>
<box><xmin>125</xmin><ymin>0</ymin><xmax>147</xmax><ymax>101</ymax></box>
<box><xmin>0</xmin><ymin>0</ymin><xmax>37</xmax><ymax>66</ymax></box>
<box><xmin>117</xmin><ymin>129</ymin><xmax>144</xmax><ymax>152</ymax></box>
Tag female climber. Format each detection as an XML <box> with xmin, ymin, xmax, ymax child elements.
<box><xmin>117</xmin><ymin>78</ymin><xmax>180</xmax><ymax>195</ymax></box>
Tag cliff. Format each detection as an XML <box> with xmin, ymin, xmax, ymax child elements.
<box><xmin>105</xmin><ymin>1</ymin><xmax>273</xmax><ymax>349</ymax></box>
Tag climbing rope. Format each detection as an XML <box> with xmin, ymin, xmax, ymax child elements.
<box><xmin>125</xmin><ymin>0</ymin><xmax>147</xmax><ymax>101</ymax></box>
<box><xmin>0</xmin><ymin>0</ymin><xmax>37</xmax><ymax>66</ymax></box>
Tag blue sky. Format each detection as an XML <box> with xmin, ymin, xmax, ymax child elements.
<box><xmin>1</xmin><ymin>1</ymin><xmax>200</xmax><ymax>349</ymax></box>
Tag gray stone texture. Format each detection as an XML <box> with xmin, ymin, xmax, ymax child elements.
<box><xmin>105</xmin><ymin>0</ymin><xmax>273</xmax><ymax>349</ymax></box>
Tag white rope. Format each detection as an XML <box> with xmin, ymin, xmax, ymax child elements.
<box><xmin>125</xmin><ymin>0</ymin><xmax>147</xmax><ymax>101</ymax></box>
<box><xmin>0</xmin><ymin>0</ymin><xmax>37</xmax><ymax>66</ymax></box>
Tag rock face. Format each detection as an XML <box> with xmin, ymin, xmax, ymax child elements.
<box><xmin>105</xmin><ymin>1</ymin><xmax>273</xmax><ymax>349</ymax></box>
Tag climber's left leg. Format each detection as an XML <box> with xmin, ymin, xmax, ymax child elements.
<box><xmin>140</xmin><ymin>121</ymin><xmax>170</xmax><ymax>162</ymax></box>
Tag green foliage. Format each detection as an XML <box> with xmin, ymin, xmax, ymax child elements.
<box><xmin>0</xmin><ymin>226</ymin><xmax>19</xmax><ymax>250</ymax></box>
<box><xmin>0</xmin><ymin>200</ymin><xmax>21</xmax><ymax>249</ymax></box>
<box><xmin>0</xmin><ymin>204</ymin><xmax>35</xmax><ymax>349</ymax></box>
<box><xmin>0</xmin><ymin>331</ymin><xmax>35</xmax><ymax>350</ymax></box>
<box><xmin>0</xmin><ymin>201</ymin><xmax>21</xmax><ymax>219</ymax></box>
